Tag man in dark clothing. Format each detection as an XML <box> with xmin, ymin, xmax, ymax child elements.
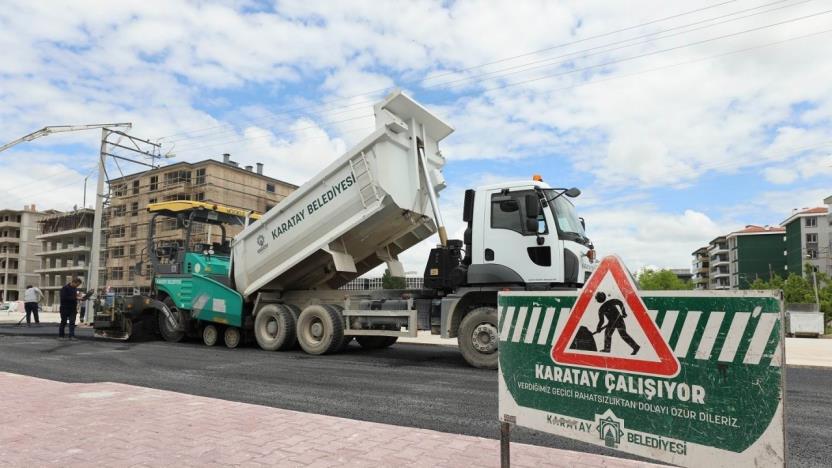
<box><xmin>59</xmin><ymin>278</ymin><xmax>83</xmax><ymax>339</ymax></box>
<box><xmin>595</xmin><ymin>292</ymin><xmax>640</xmax><ymax>355</ymax></box>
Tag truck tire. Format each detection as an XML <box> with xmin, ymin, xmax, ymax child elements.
<box><xmin>296</xmin><ymin>304</ymin><xmax>344</xmax><ymax>355</ymax></box>
<box><xmin>458</xmin><ymin>306</ymin><xmax>499</xmax><ymax>369</ymax></box>
<box><xmin>356</xmin><ymin>336</ymin><xmax>398</xmax><ymax>349</ymax></box>
<box><xmin>224</xmin><ymin>327</ymin><xmax>241</xmax><ymax>349</ymax></box>
<box><xmin>254</xmin><ymin>304</ymin><xmax>297</xmax><ymax>351</ymax></box>
<box><xmin>158</xmin><ymin>297</ymin><xmax>185</xmax><ymax>343</ymax></box>
<box><xmin>323</xmin><ymin>304</ymin><xmax>351</xmax><ymax>351</ymax></box>
<box><xmin>203</xmin><ymin>324</ymin><xmax>219</xmax><ymax>347</ymax></box>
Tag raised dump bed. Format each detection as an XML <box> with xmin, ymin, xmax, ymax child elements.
<box><xmin>231</xmin><ymin>91</ymin><xmax>453</xmax><ymax>298</ymax></box>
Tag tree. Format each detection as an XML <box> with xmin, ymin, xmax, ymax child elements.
<box><xmin>382</xmin><ymin>268</ymin><xmax>406</xmax><ymax>289</ymax></box>
<box><xmin>637</xmin><ymin>269</ymin><xmax>694</xmax><ymax>290</ymax></box>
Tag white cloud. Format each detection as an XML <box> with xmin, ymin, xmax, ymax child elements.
<box><xmin>584</xmin><ymin>206</ymin><xmax>725</xmax><ymax>270</ymax></box>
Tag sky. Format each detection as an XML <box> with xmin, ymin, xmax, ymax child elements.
<box><xmin>1</xmin><ymin>0</ymin><xmax>831</xmax><ymax>274</ymax></box>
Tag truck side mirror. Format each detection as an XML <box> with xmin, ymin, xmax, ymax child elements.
<box><xmin>525</xmin><ymin>194</ymin><xmax>540</xmax><ymax>218</ymax></box>
<box><xmin>565</xmin><ymin>187</ymin><xmax>581</xmax><ymax>198</ymax></box>
<box><xmin>526</xmin><ymin>218</ymin><xmax>539</xmax><ymax>233</ymax></box>
<box><xmin>579</xmin><ymin>217</ymin><xmax>586</xmax><ymax>230</ymax></box>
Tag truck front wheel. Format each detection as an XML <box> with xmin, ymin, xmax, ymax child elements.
<box><xmin>458</xmin><ymin>306</ymin><xmax>499</xmax><ymax>369</ymax></box>
<box><xmin>254</xmin><ymin>304</ymin><xmax>297</xmax><ymax>351</ymax></box>
<box><xmin>296</xmin><ymin>304</ymin><xmax>344</xmax><ymax>355</ymax></box>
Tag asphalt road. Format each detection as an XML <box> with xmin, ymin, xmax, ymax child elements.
<box><xmin>0</xmin><ymin>325</ymin><xmax>829</xmax><ymax>467</ymax></box>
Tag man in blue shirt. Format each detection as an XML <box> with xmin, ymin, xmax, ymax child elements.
<box><xmin>59</xmin><ymin>278</ymin><xmax>83</xmax><ymax>339</ymax></box>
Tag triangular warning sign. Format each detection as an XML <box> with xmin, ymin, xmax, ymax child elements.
<box><xmin>552</xmin><ymin>255</ymin><xmax>680</xmax><ymax>378</ymax></box>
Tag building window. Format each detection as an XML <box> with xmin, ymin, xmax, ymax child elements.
<box><xmin>149</xmin><ymin>176</ymin><xmax>158</xmax><ymax>191</ymax></box>
<box><xmin>161</xmin><ymin>219</ymin><xmax>178</xmax><ymax>231</ymax></box>
<box><xmin>128</xmin><ymin>266</ymin><xmax>135</xmax><ymax>281</ymax></box>
<box><xmin>266</xmin><ymin>183</ymin><xmax>275</xmax><ymax>193</ymax></box>
<box><xmin>163</xmin><ymin>193</ymin><xmax>191</xmax><ymax>202</ymax></box>
<box><xmin>805</xmin><ymin>217</ymin><xmax>817</xmax><ymax>227</ymax></box>
<box><xmin>112</xmin><ymin>205</ymin><xmax>126</xmax><ymax>217</ymax></box>
<box><xmin>807</xmin><ymin>249</ymin><xmax>818</xmax><ymax>259</ymax></box>
<box><xmin>110</xmin><ymin>267</ymin><xmax>124</xmax><ymax>281</ymax></box>
<box><xmin>149</xmin><ymin>197</ymin><xmax>157</xmax><ymax>205</ymax></box>
<box><xmin>195</xmin><ymin>168</ymin><xmax>206</xmax><ymax>186</ymax></box>
<box><xmin>131</xmin><ymin>202</ymin><xmax>139</xmax><ymax>216</ymax></box>
<box><xmin>113</xmin><ymin>183</ymin><xmax>127</xmax><ymax>197</ymax></box>
<box><xmin>806</xmin><ymin>233</ymin><xmax>818</xmax><ymax>243</ymax></box>
<box><xmin>110</xmin><ymin>225</ymin><xmax>125</xmax><ymax>239</ymax></box>
<box><xmin>129</xmin><ymin>244</ymin><xmax>137</xmax><ymax>258</ymax></box>
<box><xmin>130</xmin><ymin>224</ymin><xmax>138</xmax><ymax>238</ymax></box>
<box><xmin>164</xmin><ymin>170</ymin><xmax>191</xmax><ymax>187</ymax></box>
<box><xmin>195</xmin><ymin>192</ymin><xmax>205</xmax><ymax>201</ymax></box>
<box><xmin>132</xmin><ymin>180</ymin><xmax>140</xmax><ymax>195</ymax></box>
<box><xmin>111</xmin><ymin>246</ymin><xmax>125</xmax><ymax>258</ymax></box>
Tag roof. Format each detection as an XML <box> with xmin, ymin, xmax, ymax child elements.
<box><xmin>781</xmin><ymin>206</ymin><xmax>828</xmax><ymax>226</ymax></box>
<box><xmin>107</xmin><ymin>158</ymin><xmax>298</xmax><ymax>189</ymax></box>
<box><xmin>691</xmin><ymin>245</ymin><xmax>709</xmax><ymax>256</ymax></box>
<box><xmin>727</xmin><ymin>225</ymin><xmax>785</xmax><ymax>237</ymax></box>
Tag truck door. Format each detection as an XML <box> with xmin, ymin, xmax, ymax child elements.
<box><xmin>481</xmin><ymin>188</ymin><xmax>562</xmax><ymax>283</ymax></box>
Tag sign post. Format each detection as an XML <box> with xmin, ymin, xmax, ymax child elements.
<box><xmin>498</xmin><ymin>256</ymin><xmax>786</xmax><ymax>467</ymax></box>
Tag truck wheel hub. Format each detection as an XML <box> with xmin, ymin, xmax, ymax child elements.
<box><xmin>310</xmin><ymin>321</ymin><xmax>324</xmax><ymax>340</ymax></box>
<box><xmin>472</xmin><ymin>323</ymin><xmax>498</xmax><ymax>353</ymax></box>
<box><xmin>266</xmin><ymin>319</ymin><xmax>278</xmax><ymax>336</ymax></box>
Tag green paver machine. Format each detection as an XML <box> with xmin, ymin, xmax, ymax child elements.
<box><xmin>93</xmin><ymin>201</ymin><xmax>260</xmax><ymax>344</ymax></box>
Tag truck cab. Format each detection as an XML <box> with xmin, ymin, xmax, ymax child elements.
<box><xmin>467</xmin><ymin>178</ymin><xmax>594</xmax><ymax>287</ymax></box>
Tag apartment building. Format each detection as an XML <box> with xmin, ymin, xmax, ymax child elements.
<box><xmin>104</xmin><ymin>154</ymin><xmax>297</xmax><ymax>294</ymax></box>
<box><xmin>707</xmin><ymin>235</ymin><xmax>730</xmax><ymax>290</ymax></box>
<box><xmin>35</xmin><ymin>209</ymin><xmax>99</xmax><ymax>307</ymax></box>
<box><xmin>691</xmin><ymin>246</ymin><xmax>710</xmax><ymax>290</ymax></box>
<box><xmin>0</xmin><ymin>206</ymin><xmax>51</xmax><ymax>301</ymax></box>
<box><xmin>781</xmin><ymin>204</ymin><xmax>831</xmax><ymax>277</ymax></box>
<box><xmin>726</xmin><ymin>225</ymin><xmax>787</xmax><ymax>289</ymax></box>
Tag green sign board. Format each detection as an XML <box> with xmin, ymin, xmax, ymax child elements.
<box><xmin>498</xmin><ymin>256</ymin><xmax>785</xmax><ymax>467</ymax></box>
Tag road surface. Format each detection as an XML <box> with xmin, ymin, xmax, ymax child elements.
<box><xmin>0</xmin><ymin>326</ymin><xmax>828</xmax><ymax>466</ymax></box>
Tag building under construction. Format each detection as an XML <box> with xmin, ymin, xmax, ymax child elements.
<box><xmin>36</xmin><ymin>209</ymin><xmax>101</xmax><ymax>307</ymax></box>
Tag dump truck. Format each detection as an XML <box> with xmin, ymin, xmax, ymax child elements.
<box><xmin>94</xmin><ymin>90</ymin><xmax>596</xmax><ymax>369</ymax></box>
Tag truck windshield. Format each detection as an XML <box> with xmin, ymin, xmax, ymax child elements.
<box><xmin>543</xmin><ymin>189</ymin><xmax>587</xmax><ymax>243</ymax></box>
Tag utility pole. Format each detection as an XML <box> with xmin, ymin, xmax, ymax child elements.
<box><xmin>84</xmin><ymin>128</ymin><xmax>163</xmax><ymax>322</ymax></box>
<box><xmin>85</xmin><ymin>130</ymin><xmax>108</xmax><ymax>319</ymax></box>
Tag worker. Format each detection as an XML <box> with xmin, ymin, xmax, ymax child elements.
<box><xmin>59</xmin><ymin>278</ymin><xmax>83</xmax><ymax>339</ymax></box>
<box><xmin>594</xmin><ymin>292</ymin><xmax>640</xmax><ymax>355</ymax></box>
<box><xmin>23</xmin><ymin>285</ymin><xmax>43</xmax><ymax>326</ymax></box>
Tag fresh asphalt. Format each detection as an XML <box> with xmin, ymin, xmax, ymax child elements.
<box><xmin>0</xmin><ymin>324</ymin><xmax>829</xmax><ymax>467</ymax></box>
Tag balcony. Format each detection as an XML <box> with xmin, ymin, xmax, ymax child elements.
<box><xmin>0</xmin><ymin>221</ymin><xmax>21</xmax><ymax>229</ymax></box>
<box><xmin>711</xmin><ymin>270</ymin><xmax>730</xmax><ymax>278</ymax></box>
<box><xmin>36</xmin><ymin>246</ymin><xmax>90</xmax><ymax>257</ymax></box>
<box><xmin>35</xmin><ymin>263</ymin><xmax>88</xmax><ymax>274</ymax></box>
<box><xmin>37</xmin><ymin>227</ymin><xmax>93</xmax><ymax>240</ymax></box>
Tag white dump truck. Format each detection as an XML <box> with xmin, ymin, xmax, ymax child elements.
<box><xmin>96</xmin><ymin>90</ymin><xmax>596</xmax><ymax>369</ymax></box>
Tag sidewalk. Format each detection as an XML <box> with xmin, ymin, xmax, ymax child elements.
<box><xmin>0</xmin><ymin>372</ymin><xmax>657</xmax><ymax>468</ymax></box>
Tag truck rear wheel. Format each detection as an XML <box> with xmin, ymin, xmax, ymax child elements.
<box><xmin>323</xmin><ymin>304</ymin><xmax>351</xmax><ymax>351</ymax></box>
<box><xmin>296</xmin><ymin>304</ymin><xmax>344</xmax><ymax>355</ymax></box>
<box><xmin>203</xmin><ymin>324</ymin><xmax>219</xmax><ymax>346</ymax></box>
<box><xmin>224</xmin><ymin>327</ymin><xmax>241</xmax><ymax>349</ymax></box>
<box><xmin>254</xmin><ymin>304</ymin><xmax>297</xmax><ymax>351</ymax></box>
<box><xmin>458</xmin><ymin>306</ymin><xmax>498</xmax><ymax>369</ymax></box>
<box><xmin>158</xmin><ymin>297</ymin><xmax>185</xmax><ymax>343</ymax></box>
<box><xmin>356</xmin><ymin>336</ymin><xmax>398</xmax><ymax>349</ymax></box>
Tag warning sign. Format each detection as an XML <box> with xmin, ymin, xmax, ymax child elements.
<box><xmin>498</xmin><ymin>256</ymin><xmax>786</xmax><ymax>467</ymax></box>
<box><xmin>552</xmin><ymin>256</ymin><xmax>680</xmax><ymax>377</ymax></box>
